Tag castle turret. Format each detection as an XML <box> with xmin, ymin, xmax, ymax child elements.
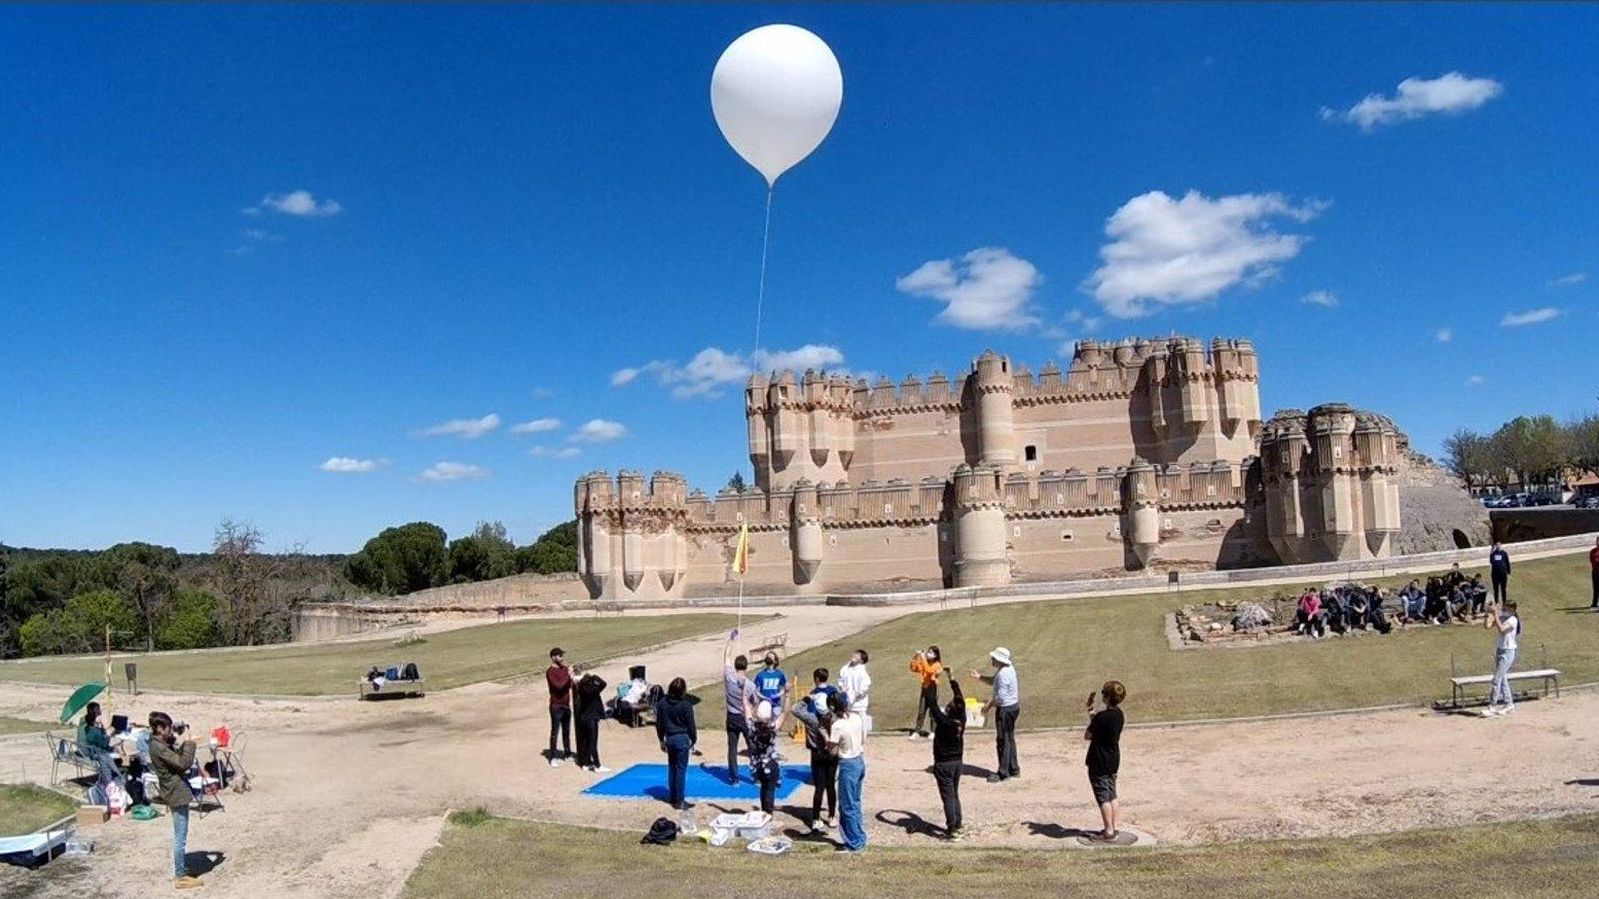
<box><xmin>1353</xmin><ymin>414</ymin><xmax>1400</xmax><ymax>558</ymax></box>
<box><xmin>572</xmin><ymin>470</ymin><xmax>690</xmax><ymax>601</ymax></box>
<box><xmin>1308</xmin><ymin>404</ymin><xmax>1360</xmax><ymax>560</ymax></box>
<box><xmin>575</xmin><ymin>472</ymin><xmax>614</xmax><ymax>597</ymax></box>
<box><xmin>1260</xmin><ymin>412</ymin><xmax>1311</xmax><ymax>563</ymax></box>
<box><xmin>746</xmin><ymin>374</ymin><xmax>770</xmax><ymax>489</ymax></box>
<box><xmin>972</xmin><ymin>350</ymin><xmax>1017</xmax><ymax>468</ymax></box>
<box><xmin>790</xmin><ymin>478</ymin><xmax>824</xmax><ymax>588</ymax></box>
<box><xmin>768</xmin><ymin>371</ymin><xmax>800</xmax><ymax>473</ymax></box>
<box><xmin>1122</xmin><ymin>457</ymin><xmax>1161</xmax><ymax>568</ymax></box>
<box><xmin>953</xmin><ymin>463</ymin><xmax>1010</xmax><ymax>587</ymax></box>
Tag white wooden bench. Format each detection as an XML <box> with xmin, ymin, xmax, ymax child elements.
<box><xmin>1448</xmin><ymin>668</ymin><xmax>1560</xmax><ymax>708</ymax></box>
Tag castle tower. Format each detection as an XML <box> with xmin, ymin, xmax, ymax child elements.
<box><xmin>1260</xmin><ymin>413</ymin><xmax>1312</xmax><ymax>564</ymax></box>
<box><xmin>953</xmin><ymin>463</ymin><xmax>1010</xmax><ymax>587</ymax></box>
<box><xmin>1308</xmin><ymin>404</ymin><xmax>1362</xmax><ymax>561</ymax></box>
<box><xmin>746</xmin><ymin>374</ymin><xmax>771</xmax><ymax>490</ymax></box>
<box><xmin>1353</xmin><ymin>414</ymin><xmax>1400</xmax><ymax>558</ymax></box>
<box><xmin>572</xmin><ymin>469</ymin><xmax>690</xmax><ymax>600</ymax></box>
<box><xmin>972</xmin><ymin>350</ymin><xmax>1017</xmax><ymax>468</ymax></box>
<box><xmin>1122</xmin><ymin>457</ymin><xmax>1161</xmax><ymax>568</ymax></box>
<box><xmin>790</xmin><ymin>478</ymin><xmax>824</xmax><ymax>589</ymax></box>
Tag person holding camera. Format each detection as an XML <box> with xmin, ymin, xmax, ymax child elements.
<box><xmin>907</xmin><ymin>646</ymin><xmax>943</xmax><ymax>739</ymax></box>
<box><xmin>1083</xmin><ymin>681</ymin><xmax>1126</xmax><ymax>842</ymax></box>
<box><xmin>148</xmin><ymin>711</ymin><xmax>203</xmax><ymax>890</ymax></box>
<box><xmin>1481</xmin><ymin>600</ymin><xmax>1521</xmax><ymax>718</ymax></box>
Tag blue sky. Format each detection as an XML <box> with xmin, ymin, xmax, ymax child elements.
<box><xmin>3</xmin><ymin>4</ymin><xmax>1596</xmax><ymax>553</ymax></box>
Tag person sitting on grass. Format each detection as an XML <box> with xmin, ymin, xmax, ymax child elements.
<box><xmin>1424</xmin><ymin>577</ymin><xmax>1450</xmax><ymax>624</ymax></box>
<box><xmin>1323</xmin><ymin>589</ymin><xmax>1348</xmax><ymax>635</ymax></box>
<box><xmin>1083</xmin><ymin>680</ymin><xmax>1126</xmax><ymax>843</ymax></box>
<box><xmin>1447</xmin><ymin>583</ymin><xmax>1472</xmax><ymax>622</ymax></box>
<box><xmin>1296</xmin><ymin>589</ymin><xmax>1324</xmax><ymax>638</ymax></box>
<box><xmin>1467</xmin><ymin>574</ymin><xmax>1489</xmax><ymax>617</ymax></box>
<box><xmin>1398</xmin><ymin>580</ymin><xmax>1426</xmax><ymax>623</ymax></box>
<box><xmin>1368</xmin><ymin>588</ymin><xmax>1393</xmax><ymax>635</ymax></box>
<box><xmin>1347</xmin><ymin>590</ymin><xmax>1369</xmax><ymax>631</ymax></box>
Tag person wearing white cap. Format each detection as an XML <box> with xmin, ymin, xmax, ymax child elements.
<box><xmin>971</xmin><ymin>647</ymin><xmax>1020</xmax><ymax>783</ymax></box>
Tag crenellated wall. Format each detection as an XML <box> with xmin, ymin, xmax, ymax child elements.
<box><xmin>744</xmin><ymin>337</ymin><xmax>1262</xmax><ymax>492</ymax></box>
<box><xmin>573</xmin><ymin>338</ymin><xmax>1397</xmax><ymax>601</ymax></box>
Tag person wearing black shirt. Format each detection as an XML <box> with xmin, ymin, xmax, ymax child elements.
<box><xmin>1488</xmin><ymin>543</ymin><xmax>1511</xmax><ymax>605</ymax></box>
<box><xmin>573</xmin><ymin>670</ymin><xmax>609</xmax><ymax>772</ymax></box>
<box><xmin>925</xmin><ymin>668</ymin><xmax>967</xmax><ymax>840</ymax></box>
<box><xmin>654</xmin><ymin>677</ymin><xmax>698</xmax><ymax>810</ymax></box>
<box><xmin>1083</xmin><ymin>680</ymin><xmax>1126</xmax><ymax>842</ymax></box>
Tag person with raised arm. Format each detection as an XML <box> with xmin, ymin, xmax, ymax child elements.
<box><xmin>971</xmin><ymin>647</ymin><xmax>1021</xmax><ymax>783</ymax></box>
<box><xmin>721</xmin><ymin>631</ymin><xmax>757</xmax><ymax>784</ymax></box>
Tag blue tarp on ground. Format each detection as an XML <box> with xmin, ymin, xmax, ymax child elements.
<box><xmin>581</xmin><ymin>763</ymin><xmax>813</xmax><ymax>803</ymax></box>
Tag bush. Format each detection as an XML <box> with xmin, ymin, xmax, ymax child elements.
<box><xmin>155</xmin><ymin>589</ymin><xmax>224</xmax><ymax>650</ymax></box>
<box><xmin>448</xmin><ymin>806</ymin><xmax>493</xmax><ymax>827</ymax></box>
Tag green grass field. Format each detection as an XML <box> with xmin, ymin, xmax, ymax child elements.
<box><xmin>0</xmin><ymin>716</ymin><xmax>52</xmax><ymax>736</ymax></box>
<box><xmin>773</xmin><ymin>553</ymin><xmax>1599</xmax><ymax>728</ymax></box>
<box><xmin>401</xmin><ymin>813</ymin><xmax>1599</xmax><ymax>899</ymax></box>
<box><xmin>0</xmin><ymin>614</ymin><xmax>749</xmax><ymax>696</ymax></box>
<box><xmin>0</xmin><ymin>784</ymin><xmax>75</xmax><ymax>834</ymax></box>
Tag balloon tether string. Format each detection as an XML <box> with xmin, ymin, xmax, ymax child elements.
<box><xmin>753</xmin><ymin>187</ymin><xmax>773</xmax><ymax>361</ymax></box>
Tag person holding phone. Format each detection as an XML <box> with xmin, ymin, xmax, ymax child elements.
<box><xmin>1083</xmin><ymin>681</ymin><xmax>1126</xmax><ymax>842</ymax></box>
<box><xmin>1481</xmin><ymin>600</ymin><xmax>1521</xmax><ymax>718</ymax></box>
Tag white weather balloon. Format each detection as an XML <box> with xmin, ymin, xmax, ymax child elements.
<box><xmin>711</xmin><ymin>24</ymin><xmax>843</xmax><ymax>187</ymax></box>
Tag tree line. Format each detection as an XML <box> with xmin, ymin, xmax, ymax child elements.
<box><xmin>1442</xmin><ymin>413</ymin><xmax>1599</xmax><ymax>491</ymax></box>
<box><xmin>0</xmin><ymin>519</ymin><xmax>347</xmax><ymax>659</ymax></box>
<box><xmin>1</xmin><ymin>518</ymin><xmax>578</xmax><ymax>658</ymax></box>
<box><xmin>341</xmin><ymin>519</ymin><xmax>577</xmax><ymax>596</ymax></box>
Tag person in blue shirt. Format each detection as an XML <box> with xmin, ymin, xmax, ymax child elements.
<box><xmin>752</xmin><ymin>651</ymin><xmax>789</xmax><ymax>708</ymax></box>
<box><xmin>807</xmin><ymin>667</ymin><xmax>840</xmax><ymax>714</ymax></box>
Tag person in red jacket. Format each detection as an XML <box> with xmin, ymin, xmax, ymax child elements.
<box><xmin>546</xmin><ymin>647</ymin><xmax>574</xmax><ymax>766</ymax></box>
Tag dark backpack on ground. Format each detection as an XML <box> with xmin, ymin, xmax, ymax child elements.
<box><xmin>640</xmin><ymin>817</ymin><xmax>679</xmax><ymax>846</ymax></box>
<box><xmin>402</xmin><ymin>662</ymin><xmax>420</xmax><ymax>681</ymax></box>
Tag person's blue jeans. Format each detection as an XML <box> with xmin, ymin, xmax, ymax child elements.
<box><xmin>665</xmin><ymin>733</ymin><xmax>692</xmax><ymax>809</ymax></box>
<box><xmin>171</xmin><ymin>805</ymin><xmax>190</xmax><ymax>878</ymax></box>
<box><xmin>837</xmin><ymin>755</ymin><xmax>867</xmax><ymax>851</ymax></box>
<box><xmin>1490</xmin><ymin>648</ymin><xmax>1517</xmax><ymax>710</ymax></box>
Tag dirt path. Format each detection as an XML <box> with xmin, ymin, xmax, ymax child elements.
<box><xmin>3</xmin><ymin>634</ymin><xmax>1596</xmax><ymax>898</ymax></box>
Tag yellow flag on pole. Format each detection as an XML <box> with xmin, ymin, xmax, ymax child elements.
<box><xmin>733</xmin><ymin>523</ymin><xmax>750</xmax><ymax>575</ymax></box>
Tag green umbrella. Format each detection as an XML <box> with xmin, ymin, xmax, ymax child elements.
<box><xmin>59</xmin><ymin>682</ymin><xmax>108</xmax><ymax>725</ymax></box>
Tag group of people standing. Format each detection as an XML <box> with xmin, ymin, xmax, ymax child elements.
<box><xmin>543</xmin><ymin>635</ymin><xmax>1125</xmax><ymax>851</ymax></box>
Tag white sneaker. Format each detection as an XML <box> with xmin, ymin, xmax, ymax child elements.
<box><xmin>549</xmin><ymin>758</ymin><xmax>562</xmax><ymax>768</ymax></box>
<box><xmin>595</xmin><ymin>766</ymin><xmax>612</xmax><ymax>773</ymax></box>
<box><xmin>1481</xmin><ymin>708</ymin><xmax>1501</xmax><ymax>718</ymax></box>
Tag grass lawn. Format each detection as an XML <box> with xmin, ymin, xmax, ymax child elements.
<box><xmin>0</xmin><ymin>784</ymin><xmax>75</xmax><ymax>834</ymax></box>
<box><xmin>0</xmin><ymin>716</ymin><xmax>52</xmax><ymax>736</ymax></box>
<box><xmin>0</xmin><ymin>614</ymin><xmax>752</xmax><ymax>696</ymax></box>
<box><xmin>770</xmin><ymin>553</ymin><xmax>1599</xmax><ymax>728</ymax></box>
<box><xmin>402</xmin><ymin>813</ymin><xmax>1599</xmax><ymax>899</ymax></box>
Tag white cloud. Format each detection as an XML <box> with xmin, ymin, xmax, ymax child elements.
<box><xmin>1086</xmin><ymin>190</ymin><xmax>1323</xmax><ymax>318</ymax></box>
<box><xmin>1322</xmin><ymin>72</ymin><xmax>1503</xmax><ymax>131</ymax></box>
<box><xmin>510</xmin><ymin>418</ymin><xmax>562</xmax><ymax>435</ymax></box>
<box><xmin>1500</xmin><ymin>307</ymin><xmax>1561</xmax><ymax>327</ymax></box>
<box><xmin>529</xmin><ymin>446</ymin><xmax>582</xmax><ymax>459</ymax></box>
<box><xmin>418</xmin><ymin>461</ymin><xmax>490</xmax><ymax>482</ymax></box>
<box><xmin>1549</xmin><ymin>272</ymin><xmax>1588</xmax><ymax>288</ymax></box>
<box><xmin>252</xmin><ymin>189</ymin><xmax>343</xmax><ymax>218</ymax></box>
<box><xmin>1434</xmin><ymin>327</ymin><xmax>1453</xmax><ymax>343</ymax></box>
<box><xmin>319</xmin><ymin>456</ymin><xmax>385</xmax><ymax>473</ymax></box>
<box><xmin>1301</xmin><ymin>290</ymin><xmax>1339</xmax><ymax>308</ymax></box>
<box><xmin>417</xmin><ymin>413</ymin><xmax>501</xmax><ymax>439</ymax></box>
<box><xmin>1466</xmin><ymin>374</ymin><xmax>1486</xmax><ymax>386</ymax></box>
<box><xmin>896</xmin><ymin>247</ymin><xmax>1042</xmax><ymax>330</ymax></box>
<box><xmin>571</xmin><ymin>419</ymin><xmax>627</xmax><ymax>443</ymax></box>
<box><xmin>613</xmin><ymin>345</ymin><xmax>847</xmax><ymax>399</ymax></box>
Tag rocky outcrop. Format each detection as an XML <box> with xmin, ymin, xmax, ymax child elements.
<box><xmin>1392</xmin><ymin>448</ymin><xmax>1491</xmax><ymax>553</ymax></box>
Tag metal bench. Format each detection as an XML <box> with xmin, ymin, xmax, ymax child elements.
<box><xmin>1447</xmin><ymin>668</ymin><xmax>1561</xmax><ymax>708</ymax></box>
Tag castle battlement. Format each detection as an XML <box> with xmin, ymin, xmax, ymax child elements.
<box><xmin>742</xmin><ymin>336</ymin><xmax>1259</xmax><ymax>418</ymax></box>
<box><xmin>573</xmin><ymin>339</ymin><xmax>1402</xmax><ymax>601</ymax></box>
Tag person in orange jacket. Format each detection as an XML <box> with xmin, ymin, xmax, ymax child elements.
<box><xmin>908</xmin><ymin>646</ymin><xmax>944</xmax><ymax>739</ymax></box>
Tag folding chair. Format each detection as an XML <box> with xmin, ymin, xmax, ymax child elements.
<box><xmin>44</xmin><ymin>732</ymin><xmax>90</xmax><ymax>785</ymax></box>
